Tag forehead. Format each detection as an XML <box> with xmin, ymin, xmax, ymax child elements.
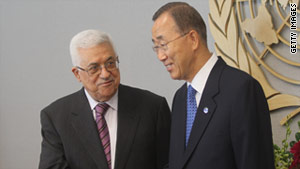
<box><xmin>152</xmin><ymin>12</ymin><xmax>179</xmax><ymax>41</ymax></box>
<box><xmin>78</xmin><ymin>42</ymin><xmax>116</xmax><ymax>65</ymax></box>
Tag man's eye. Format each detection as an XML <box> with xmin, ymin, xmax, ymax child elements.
<box><xmin>160</xmin><ymin>43</ymin><xmax>167</xmax><ymax>47</ymax></box>
<box><xmin>106</xmin><ymin>61</ymin><xmax>116</xmax><ymax>69</ymax></box>
<box><xmin>107</xmin><ymin>61</ymin><xmax>114</xmax><ymax>65</ymax></box>
<box><xmin>88</xmin><ymin>66</ymin><xmax>98</xmax><ymax>71</ymax></box>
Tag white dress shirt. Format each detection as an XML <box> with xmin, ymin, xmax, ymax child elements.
<box><xmin>187</xmin><ymin>53</ymin><xmax>218</xmax><ymax>107</ymax></box>
<box><xmin>85</xmin><ymin>89</ymin><xmax>118</xmax><ymax>169</ymax></box>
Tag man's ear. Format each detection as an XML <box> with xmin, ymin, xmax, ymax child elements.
<box><xmin>72</xmin><ymin>67</ymin><xmax>81</xmax><ymax>82</ymax></box>
<box><xmin>188</xmin><ymin>30</ymin><xmax>200</xmax><ymax>51</ymax></box>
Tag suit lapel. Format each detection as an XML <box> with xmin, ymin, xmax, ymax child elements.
<box><xmin>114</xmin><ymin>85</ymin><xmax>140</xmax><ymax>169</ymax></box>
<box><xmin>70</xmin><ymin>88</ymin><xmax>109</xmax><ymax>169</ymax></box>
<box><xmin>180</xmin><ymin>58</ymin><xmax>226</xmax><ymax>168</ymax></box>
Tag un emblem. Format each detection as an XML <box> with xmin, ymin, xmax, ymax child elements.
<box><xmin>208</xmin><ymin>0</ymin><xmax>300</xmax><ymax>125</ymax></box>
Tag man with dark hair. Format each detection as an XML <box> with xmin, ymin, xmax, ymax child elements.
<box><xmin>151</xmin><ymin>2</ymin><xmax>274</xmax><ymax>169</ymax></box>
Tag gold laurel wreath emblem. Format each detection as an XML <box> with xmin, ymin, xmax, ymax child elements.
<box><xmin>208</xmin><ymin>0</ymin><xmax>300</xmax><ymax>125</ymax></box>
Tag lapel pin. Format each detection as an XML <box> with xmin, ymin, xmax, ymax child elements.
<box><xmin>203</xmin><ymin>107</ymin><xmax>209</xmax><ymax>114</ymax></box>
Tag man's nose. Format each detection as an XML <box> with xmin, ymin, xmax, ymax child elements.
<box><xmin>99</xmin><ymin>67</ymin><xmax>111</xmax><ymax>79</ymax></box>
<box><xmin>157</xmin><ymin>49</ymin><xmax>167</xmax><ymax>61</ymax></box>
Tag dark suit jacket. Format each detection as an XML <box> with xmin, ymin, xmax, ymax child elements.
<box><xmin>169</xmin><ymin>57</ymin><xmax>274</xmax><ymax>169</ymax></box>
<box><xmin>39</xmin><ymin>84</ymin><xmax>171</xmax><ymax>169</ymax></box>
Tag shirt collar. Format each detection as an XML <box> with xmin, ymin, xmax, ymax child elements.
<box><xmin>187</xmin><ymin>52</ymin><xmax>218</xmax><ymax>94</ymax></box>
<box><xmin>84</xmin><ymin>88</ymin><xmax>118</xmax><ymax>111</ymax></box>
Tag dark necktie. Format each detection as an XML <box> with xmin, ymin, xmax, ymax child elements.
<box><xmin>186</xmin><ymin>85</ymin><xmax>197</xmax><ymax>147</ymax></box>
<box><xmin>95</xmin><ymin>103</ymin><xmax>111</xmax><ymax>169</ymax></box>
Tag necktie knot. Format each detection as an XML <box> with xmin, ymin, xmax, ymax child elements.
<box><xmin>188</xmin><ymin>85</ymin><xmax>197</xmax><ymax>97</ymax></box>
<box><xmin>95</xmin><ymin>103</ymin><xmax>110</xmax><ymax>115</ymax></box>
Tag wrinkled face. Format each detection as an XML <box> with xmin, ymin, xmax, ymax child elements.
<box><xmin>72</xmin><ymin>42</ymin><xmax>120</xmax><ymax>102</ymax></box>
<box><xmin>152</xmin><ymin>12</ymin><xmax>193</xmax><ymax>81</ymax></box>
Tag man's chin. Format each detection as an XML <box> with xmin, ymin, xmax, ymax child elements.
<box><xmin>95</xmin><ymin>94</ymin><xmax>113</xmax><ymax>102</ymax></box>
<box><xmin>96</xmin><ymin>89</ymin><xmax>117</xmax><ymax>101</ymax></box>
<box><xmin>170</xmin><ymin>73</ymin><xmax>180</xmax><ymax>80</ymax></box>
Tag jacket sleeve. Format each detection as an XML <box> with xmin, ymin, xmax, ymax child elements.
<box><xmin>230</xmin><ymin>79</ymin><xmax>275</xmax><ymax>169</ymax></box>
<box><xmin>39</xmin><ymin>109</ymin><xmax>70</xmax><ymax>169</ymax></box>
<box><xmin>155</xmin><ymin>97</ymin><xmax>171</xmax><ymax>169</ymax></box>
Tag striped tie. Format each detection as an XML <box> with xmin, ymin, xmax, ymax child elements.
<box><xmin>95</xmin><ymin>103</ymin><xmax>111</xmax><ymax>169</ymax></box>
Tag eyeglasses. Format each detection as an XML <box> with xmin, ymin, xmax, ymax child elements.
<box><xmin>152</xmin><ymin>32</ymin><xmax>189</xmax><ymax>53</ymax></box>
<box><xmin>76</xmin><ymin>57</ymin><xmax>119</xmax><ymax>76</ymax></box>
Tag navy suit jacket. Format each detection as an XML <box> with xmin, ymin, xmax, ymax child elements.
<box><xmin>39</xmin><ymin>84</ymin><xmax>171</xmax><ymax>169</ymax></box>
<box><xmin>169</xmin><ymin>57</ymin><xmax>274</xmax><ymax>169</ymax></box>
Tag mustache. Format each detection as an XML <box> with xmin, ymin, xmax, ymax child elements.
<box><xmin>96</xmin><ymin>77</ymin><xmax>114</xmax><ymax>86</ymax></box>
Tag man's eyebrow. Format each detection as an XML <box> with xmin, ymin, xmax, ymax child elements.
<box><xmin>105</xmin><ymin>56</ymin><xmax>115</xmax><ymax>62</ymax></box>
<box><xmin>87</xmin><ymin>56</ymin><xmax>114</xmax><ymax>67</ymax></box>
<box><xmin>87</xmin><ymin>62</ymin><xmax>98</xmax><ymax>67</ymax></box>
<box><xmin>152</xmin><ymin>35</ymin><xmax>164</xmax><ymax>43</ymax></box>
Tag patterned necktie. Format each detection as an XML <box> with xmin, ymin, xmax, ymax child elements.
<box><xmin>95</xmin><ymin>103</ymin><xmax>111</xmax><ymax>169</ymax></box>
<box><xmin>186</xmin><ymin>85</ymin><xmax>197</xmax><ymax>147</ymax></box>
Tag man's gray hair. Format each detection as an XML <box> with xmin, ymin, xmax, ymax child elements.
<box><xmin>70</xmin><ymin>29</ymin><xmax>115</xmax><ymax>66</ymax></box>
